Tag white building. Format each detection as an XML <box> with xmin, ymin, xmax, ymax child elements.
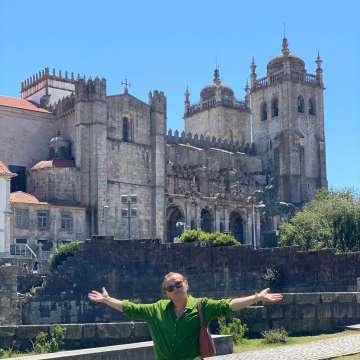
<box><xmin>0</xmin><ymin>162</ymin><xmax>16</xmax><ymax>254</ymax></box>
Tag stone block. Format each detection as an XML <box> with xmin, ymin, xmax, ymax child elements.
<box><xmin>133</xmin><ymin>322</ymin><xmax>150</xmax><ymax>339</ymax></box>
<box><xmin>64</xmin><ymin>324</ymin><xmax>82</xmax><ymax>340</ymax></box>
<box><xmin>333</xmin><ymin>303</ymin><xmax>351</xmax><ymax>319</ymax></box>
<box><xmin>321</xmin><ymin>293</ymin><xmax>336</xmax><ymax>303</ymax></box>
<box><xmin>282</xmin><ymin>305</ymin><xmax>296</xmax><ymax>319</ymax></box>
<box><xmin>82</xmin><ymin>324</ymin><xmax>96</xmax><ymax>339</ymax></box>
<box><xmin>0</xmin><ymin>326</ymin><xmax>16</xmax><ymax>337</ymax></box>
<box><xmin>296</xmin><ymin>293</ymin><xmax>320</xmax><ymax>304</ymax></box>
<box><xmin>301</xmin><ymin>304</ymin><xmax>316</xmax><ymax>319</ymax></box>
<box><xmin>338</xmin><ymin>293</ymin><xmax>356</xmax><ymax>303</ymax></box>
<box><xmin>317</xmin><ymin>304</ymin><xmax>332</xmax><ymax>319</ymax></box>
<box><xmin>248</xmin><ymin>321</ymin><xmax>270</xmax><ymax>335</ymax></box>
<box><xmin>16</xmin><ymin>325</ymin><xmax>50</xmax><ymax>340</ymax></box>
<box><xmin>267</xmin><ymin>306</ymin><xmax>283</xmax><ymax>319</ymax></box>
<box><xmin>281</xmin><ymin>293</ymin><xmax>295</xmax><ymax>305</ymax></box>
<box><xmin>316</xmin><ymin>318</ymin><xmax>333</xmax><ymax>331</ymax></box>
<box><xmin>96</xmin><ymin>323</ymin><xmax>132</xmax><ymax>339</ymax></box>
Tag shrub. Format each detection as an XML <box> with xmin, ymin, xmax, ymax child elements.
<box><xmin>218</xmin><ymin>317</ymin><xmax>248</xmax><ymax>345</ymax></box>
<box><xmin>49</xmin><ymin>241</ymin><xmax>81</xmax><ymax>272</ymax></box>
<box><xmin>178</xmin><ymin>230</ymin><xmax>239</xmax><ymax>247</ymax></box>
<box><xmin>261</xmin><ymin>327</ymin><xmax>288</xmax><ymax>344</ymax></box>
<box><xmin>211</xmin><ymin>233</ymin><xmax>239</xmax><ymax>247</ymax></box>
<box><xmin>262</xmin><ymin>265</ymin><xmax>282</xmax><ymax>288</ymax></box>
<box><xmin>33</xmin><ymin>325</ymin><xmax>65</xmax><ymax>353</ymax></box>
<box><xmin>279</xmin><ymin>189</ymin><xmax>360</xmax><ymax>252</ymax></box>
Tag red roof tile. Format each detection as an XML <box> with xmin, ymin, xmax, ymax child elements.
<box><xmin>0</xmin><ymin>161</ymin><xmax>17</xmax><ymax>177</ymax></box>
<box><xmin>10</xmin><ymin>191</ymin><xmax>48</xmax><ymax>205</ymax></box>
<box><xmin>0</xmin><ymin>95</ymin><xmax>50</xmax><ymax>113</ymax></box>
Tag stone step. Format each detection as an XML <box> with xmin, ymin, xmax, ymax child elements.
<box><xmin>343</xmin><ymin>324</ymin><xmax>360</xmax><ymax>331</ymax></box>
<box><xmin>10</xmin><ymin>334</ymin><xmax>233</xmax><ymax>360</ymax></box>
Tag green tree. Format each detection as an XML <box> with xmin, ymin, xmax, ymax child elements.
<box><xmin>49</xmin><ymin>241</ymin><xmax>81</xmax><ymax>272</ymax></box>
<box><xmin>279</xmin><ymin>189</ymin><xmax>360</xmax><ymax>252</ymax></box>
<box><xmin>178</xmin><ymin>230</ymin><xmax>239</xmax><ymax>247</ymax></box>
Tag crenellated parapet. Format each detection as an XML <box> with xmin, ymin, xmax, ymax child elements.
<box><xmin>166</xmin><ymin>129</ymin><xmax>256</xmax><ymax>155</ymax></box>
<box><xmin>49</xmin><ymin>93</ymin><xmax>76</xmax><ymax>117</ymax></box>
<box><xmin>185</xmin><ymin>97</ymin><xmax>248</xmax><ymax>116</ymax></box>
<box><xmin>149</xmin><ymin>90</ymin><xmax>166</xmax><ymax>114</ymax></box>
<box><xmin>21</xmin><ymin>67</ymin><xmax>81</xmax><ymax>99</ymax></box>
<box><xmin>252</xmin><ymin>70</ymin><xmax>319</xmax><ymax>91</ymax></box>
<box><xmin>75</xmin><ymin>77</ymin><xmax>107</xmax><ymax>102</ymax></box>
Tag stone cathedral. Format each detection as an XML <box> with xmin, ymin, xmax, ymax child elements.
<box><xmin>0</xmin><ymin>38</ymin><xmax>327</xmax><ymax>251</ymax></box>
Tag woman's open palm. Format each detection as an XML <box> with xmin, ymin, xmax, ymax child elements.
<box><xmin>88</xmin><ymin>287</ymin><xmax>109</xmax><ymax>303</ymax></box>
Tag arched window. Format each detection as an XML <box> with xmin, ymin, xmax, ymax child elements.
<box><xmin>219</xmin><ymin>222</ymin><xmax>225</xmax><ymax>233</ymax></box>
<box><xmin>260</xmin><ymin>102</ymin><xmax>267</xmax><ymax>121</ymax></box>
<box><xmin>200</xmin><ymin>208</ymin><xmax>213</xmax><ymax>233</ymax></box>
<box><xmin>271</xmin><ymin>98</ymin><xmax>279</xmax><ymax>117</ymax></box>
<box><xmin>309</xmin><ymin>98</ymin><xmax>316</xmax><ymax>115</ymax></box>
<box><xmin>229</xmin><ymin>211</ymin><xmax>244</xmax><ymax>243</ymax></box>
<box><xmin>297</xmin><ymin>95</ymin><xmax>305</xmax><ymax>113</ymax></box>
<box><xmin>166</xmin><ymin>206</ymin><xmax>184</xmax><ymax>243</ymax></box>
<box><xmin>122</xmin><ymin>117</ymin><xmax>133</xmax><ymax>142</ymax></box>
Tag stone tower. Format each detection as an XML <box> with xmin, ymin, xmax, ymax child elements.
<box><xmin>184</xmin><ymin>68</ymin><xmax>250</xmax><ymax>144</ymax></box>
<box><xmin>74</xmin><ymin>77</ymin><xmax>107</xmax><ymax>235</ymax></box>
<box><xmin>149</xmin><ymin>91</ymin><xmax>166</xmax><ymax>240</ymax></box>
<box><xmin>250</xmin><ymin>38</ymin><xmax>327</xmax><ymax>204</ymax></box>
<box><xmin>21</xmin><ymin>68</ymin><xmax>76</xmax><ymax>108</ymax></box>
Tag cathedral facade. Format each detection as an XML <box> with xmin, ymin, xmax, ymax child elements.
<box><xmin>0</xmin><ymin>38</ymin><xmax>327</xmax><ymax>251</ymax></box>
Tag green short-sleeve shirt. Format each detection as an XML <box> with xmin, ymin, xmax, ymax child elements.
<box><xmin>122</xmin><ymin>295</ymin><xmax>231</xmax><ymax>360</ymax></box>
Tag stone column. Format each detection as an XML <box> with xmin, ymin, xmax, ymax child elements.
<box><xmin>0</xmin><ymin>266</ymin><xmax>20</xmax><ymax>325</ymax></box>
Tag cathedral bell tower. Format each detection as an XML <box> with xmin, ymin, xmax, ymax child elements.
<box><xmin>250</xmin><ymin>38</ymin><xmax>327</xmax><ymax>204</ymax></box>
<box><xmin>184</xmin><ymin>68</ymin><xmax>250</xmax><ymax>144</ymax></box>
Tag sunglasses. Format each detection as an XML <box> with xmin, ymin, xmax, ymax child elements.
<box><xmin>165</xmin><ymin>280</ymin><xmax>183</xmax><ymax>292</ymax></box>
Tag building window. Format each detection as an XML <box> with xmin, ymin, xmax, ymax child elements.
<box><xmin>15</xmin><ymin>238</ymin><xmax>27</xmax><ymax>244</ymax></box>
<box><xmin>123</xmin><ymin>117</ymin><xmax>133</xmax><ymax>142</ymax></box>
<box><xmin>297</xmin><ymin>95</ymin><xmax>305</xmax><ymax>113</ymax></box>
<box><xmin>37</xmin><ymin>210</ymin><xmax>49</xmax><ymax>230</ymax></box>
<box><xmin>260</xmin><ymin>102</ymin><xmax>267</xmax><ymax>121</ymax></box>
<box><xmin>61</xmin><ymin>212</ymin><xmax>73</xmax><ymax>232</ymax></box>
<box><xmin>309</xmin><ymin>98</ymin><xmax>316</xmax><ymax>115</ymax></box>
<box><xmin>9</xmin><ymin>165</ymin><xmax>27</xmax><ymax>192</ymax></box>
<box><xmin>15</xmin><ymin>208</ymin><xmax>29</xmax><ymax>229</ymax></box>
<box><xmin>271</xmin><ymin>98</ymin><xmax>279</xmax><ymax>117</ymax></box>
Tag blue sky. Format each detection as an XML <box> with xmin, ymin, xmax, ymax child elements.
<box><xmin>0</xmin><ymin>0</ymin><xmax>359</xmax><ymax>190</ymax></box>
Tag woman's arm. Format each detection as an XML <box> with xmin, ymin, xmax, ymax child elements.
<box><xmin>88</xmin><ymin>287</ymin><xmax>124</xmax><ymax>312</ymax></box>
<box><xmin>229</xmin><ymin>288</ymin><xmax>283</xmax><ymax>312</ymax></box>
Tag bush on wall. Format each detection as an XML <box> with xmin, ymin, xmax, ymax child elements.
<box><xmin>178</xmin><ymin>230</ymin><xmax>240</xmax><ymax>247</ymax></box>
<box><xmin>49</xmin><ymin>241</ymin><xmax>81</xmax><ymax>272</ymax></box>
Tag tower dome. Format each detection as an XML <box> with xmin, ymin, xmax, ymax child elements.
<box><xmin>200</xmin><ymin>68</ymin><xmax>234</xmax><ymax>101</ymax></box>
<box><xmin>48</xmin><ymin>132</ymin><xmax>71</xmax><ymax>160</ymax></box>
<box><xmin>267</xmin><ymin>38</ymin><xmax>305</xmax><ymax>75</ymax></box>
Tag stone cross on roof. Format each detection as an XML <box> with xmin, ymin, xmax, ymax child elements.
<box><xmin>121</xmin><ymin>78</ymin><xmax>131</xmax><ymax>94</ymax></box>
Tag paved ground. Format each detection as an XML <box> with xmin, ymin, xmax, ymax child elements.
<box><xmin>212</xmin><ymin>333</ymin><xmax>360</xmax><ymax>360</ymax></box>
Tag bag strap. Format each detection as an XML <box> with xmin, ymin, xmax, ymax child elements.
<box><xmin>196</xmin><ymin>298</ymin><xmax>206</xmax><ymax>327</ymax></box>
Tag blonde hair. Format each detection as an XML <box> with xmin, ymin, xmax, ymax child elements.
<box><xmin>161</xmin><ymin>272</ymin><xmax>187</xmax><ymax>296</ymax></box>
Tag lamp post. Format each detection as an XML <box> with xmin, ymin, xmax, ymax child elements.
<box><xmin>246</xmin><ymin>194</ymin><xmax>264</xmax><ymax>249</ymax></box>
<box><xmin>121</xmin><ymin>195</ymin><xmax>137</xmax><ymax>240</ymax></box>
<box><xmin>103</xmin><ymin>205</ymin><xmax>109</xmax><ymax>236</ymax></box>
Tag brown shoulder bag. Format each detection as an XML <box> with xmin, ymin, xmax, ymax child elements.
<box><xmin>197</xmin><ymin>299</ymin><xmax>216</xmax><ymax>358</ymax></box>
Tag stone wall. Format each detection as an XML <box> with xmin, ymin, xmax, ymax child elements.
<box><xmin>0</xmin><ymin>322</ymin><xmax>150</xmax><ymax>351</ymax></box>
<box><xmin>0</xmin><ymin>107</ymin><xmax>56</xmax><ymax>170</ymax></box>
<box><xmin>238</xmin><ymin>292</ymin><xmax>360</xmax><ymax>336</ymax></box>
<box><xmin>1</xmin><ymin>335</ymin><xmax>232</xmax><ymax>360</ymax></box>
<box><xmin>21</xmin><ymin>238</ymin><xmax>360</xmax><ymax>326</ymax></box>
<box><xmin>0</xmin><ymin>265</ymin><xmax>20</xmax><ymax>325</ymax></box>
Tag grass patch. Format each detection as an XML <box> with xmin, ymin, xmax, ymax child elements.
<box><xmin>234</xmin><ymin>330</ymin><xmax>357</xmax><ymax>353</ymax></box>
